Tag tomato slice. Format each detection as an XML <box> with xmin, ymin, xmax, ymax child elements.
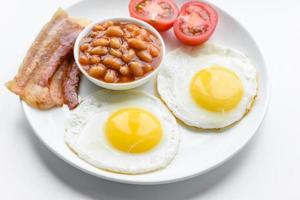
<box><xmin>173</xmin><ymin>1</ymin><xmax>218</xmax><ymax>45</ymax></box>
<box><xmin>129</xmin><ymin>0</ymin><xmax>179</xmax><ymax>31</ymax></box>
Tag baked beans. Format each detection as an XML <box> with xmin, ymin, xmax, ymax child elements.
<box><xmin>79</xmin><ymin>21</ymin><xmax>162</xmax><ymax>83</ymax></box>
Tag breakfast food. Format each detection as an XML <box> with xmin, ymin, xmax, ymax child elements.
<box><xmin>157</xmin><ymin>43</ymin><xmax>258</xmax><ymax>129</ymax></box>
<box><xmin>6</xmin><ymin>9</ymin><xmax>87</xmax><ymax>110</ymax></box>
<box><xmin>129</xmin><ymin>0</ymin><xmax>179</xmax><ymax>31</ymax></box>
<box><xmin>78</xmin><ymin>20</ymin><xmax>162</xmax><ymax>83</ymax></box>
<box><xmin>173</xmin><ymin>1</ymin><xmax>218</xmax><ymax>45</ymax></box>
<box><xmin>5</xmin><ymin>0</ymin><xmax>263</xmax><ymax>179</ymax></box>
<box><xmin>65</xmin><ymin>90</ymin><xmax>180</xmax><ymax>174</ymax></box>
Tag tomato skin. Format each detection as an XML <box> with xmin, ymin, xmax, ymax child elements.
<box><xmin>173</xmin><ymin>1</ymin><xmax>218</xmax><ymax>46</ymax></box>
<box><xmin>129</xmin><ymin>0</ymin><xmax>179</xmax><ymax>32</ymax></box>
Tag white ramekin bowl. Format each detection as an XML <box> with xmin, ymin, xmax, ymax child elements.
<box><xmin>74</xmin><ymin>17</ymin><xmax>165</xmax><ymax>90</ymax></box>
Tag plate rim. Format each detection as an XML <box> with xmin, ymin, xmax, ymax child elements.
<box><xmin>21</xmin><ymin>0</ymin><xmax>270</xmax><ymax>185</ymax></box>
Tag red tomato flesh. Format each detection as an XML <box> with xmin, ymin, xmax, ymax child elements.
<box><xmin>129</xmin><ymin>0</ymin><xmax>179</xmax><ymax>31</ymax></box>
<box><xmin>173</xmin><ymin>1</ymin><xmax>218</xmax><ymax>45</ymax></box>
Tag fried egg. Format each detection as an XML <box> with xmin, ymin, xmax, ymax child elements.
<box><xmin>157</xmin><ymin>43</ymin><xmax>258</xmax><ymax>129</ymax></box>
<box><xmin>65</xmin><ymin>90</ymin><xmax>180</xmax><ymax>174</ymax></box>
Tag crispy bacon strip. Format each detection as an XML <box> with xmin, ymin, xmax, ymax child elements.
<box><xmin>38</xmin><ymin>30</ymin><xmax>81</xmax><ymax>87</ymax></box>
<box><xmin>49</xmin><ymin>60</ymin><xmax>67</xmax><ymax>106</ymax></box>
<box><xmin>63</xmin><ymin>56</ymin><xmax>81</xmax><ymax>110</ymax></box>
<box><xmin>6</xmin><ymin>9</ymin><xmax>87</xmax><ymax>109</ymax></box>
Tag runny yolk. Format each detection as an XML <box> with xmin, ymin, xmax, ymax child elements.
<box><xmin>105</xmin><ymin>108</ymin><xmax>162</xmax><ymax>153</ymax></box>
<box><xmin>190</xmin><ymin>66</ymin><xmax>244</xmax><ymax>112</ymax></box>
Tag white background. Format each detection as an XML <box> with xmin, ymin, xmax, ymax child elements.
<box><xmin>0</xmin><ymin>0</ymin><xmax>299</xmax><ymax>199</ymax></box>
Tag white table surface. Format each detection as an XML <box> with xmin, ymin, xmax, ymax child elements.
<box><xmin>1</xmin><ymin>0</ymin><xmax>299</xmax><ymax>199</ymax></box>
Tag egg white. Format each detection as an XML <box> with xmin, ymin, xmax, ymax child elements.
<box><xmin>157</xmin><ymin>43</ymin><xmax>258</xmax><ymax>129</ymax></box>
<box><xmin>65</xmin><ymin>90</ymin><xmax>180</xmax><ymax>174</ymax></box>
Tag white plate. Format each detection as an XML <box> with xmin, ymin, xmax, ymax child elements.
<box><xmin>22</xmin><ymin>0</ymin><xmax>269</xmax><ymax>185</ymax></box>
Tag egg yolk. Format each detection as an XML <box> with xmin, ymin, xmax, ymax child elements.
<box><xmin>105</xmin><ymin>108</ymin><xmax>162</xmax><ymax>153</ymax></box>
<box><xmin>190</xmin><ymin>66</ymin><xmax>244</xmax><ymax>112</ymax></box>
